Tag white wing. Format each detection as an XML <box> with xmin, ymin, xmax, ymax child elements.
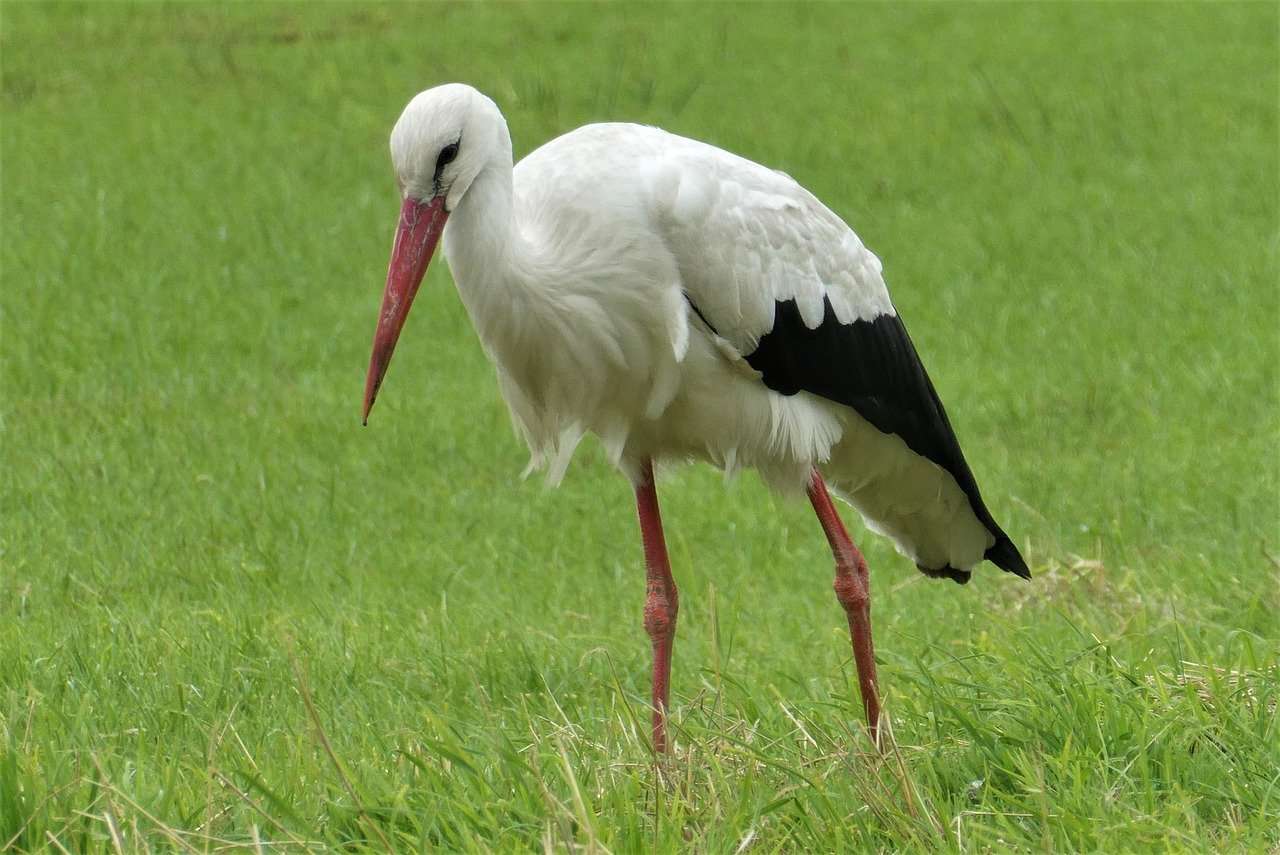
<box><xmin>648</xmin><ymin>136</ymin><xmax>896</xmax><ymax>355</ymax></box>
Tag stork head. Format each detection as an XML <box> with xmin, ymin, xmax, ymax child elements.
<box><xmin>363</xmin><ymin>83</ymin><xmax>507</xmax><ymax>424</ymax></box>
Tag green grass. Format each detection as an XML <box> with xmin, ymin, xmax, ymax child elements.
<box><xmin>3</xmin><ymin>2</ymin><xmax>1278</xmax><ymax>851</ymax></box>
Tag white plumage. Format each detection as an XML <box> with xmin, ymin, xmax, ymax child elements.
<box><xmin>373</xmin><ymin>83</ymin><xmax>1014</xmax><ymax>574</ymax></box>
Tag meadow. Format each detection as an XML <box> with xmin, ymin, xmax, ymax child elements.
<box><xmin>2</xmin><ymin>2</ymin><xmax>1278</xmax><ymax>851</ymax></box>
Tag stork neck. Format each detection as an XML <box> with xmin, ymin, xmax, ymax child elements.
<box><xmin>444</xmin><ymin>154</ymin><xmax>520</xmax><ymax>299</ymax></box>
<box><xmin>442</xmin><ymin>151</ymin><xmax>538</xmax><ymax>358</ymax></box>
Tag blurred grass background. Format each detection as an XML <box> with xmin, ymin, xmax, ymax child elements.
<box><xmin>2</xmin><ymin>2</ymin><xmax>1277</xmax><ymax>851</ymax></box>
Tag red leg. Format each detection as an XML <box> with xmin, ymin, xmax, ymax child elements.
<box><xmin>807</xmin><ymin>471</ymin><xmax>882</xmax><ymax>745</ymax></box>
<box><xmin>634</xmin><ymin>458</ymin><xmax>679</xmax><ymax>753</ymax></box>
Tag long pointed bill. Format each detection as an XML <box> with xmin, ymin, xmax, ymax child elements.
<box><xmin>363</xmin><ymin>195</ymin><xmax>448</xmax><ymax>424</ymax></box>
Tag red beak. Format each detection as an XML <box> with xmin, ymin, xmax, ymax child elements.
<box><xmin>362</xmin><ymin>196</ymin><xmax>449</xmax><ymax>424</ymax></box>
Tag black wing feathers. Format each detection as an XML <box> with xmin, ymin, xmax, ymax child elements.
<box><xmin>743</xmin><ymin>298</ymin><xmax>1029</xmax><ymax>580</ymax></box>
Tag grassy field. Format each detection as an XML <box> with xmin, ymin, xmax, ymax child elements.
<box><xmin>3</xmin><ymin>2</ymin><xmax>1278</xmax><ymax>851</ymax></box>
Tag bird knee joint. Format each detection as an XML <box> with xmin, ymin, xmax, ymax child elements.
<box><xmin>643</xmin><ymin>592</ymin><xmax>677</xmax><ymax>639</ymax></box>
<box><xmin>833</xmin><ymin>573</ymin><xmax>868</xmax><ymax>612</ymax></box>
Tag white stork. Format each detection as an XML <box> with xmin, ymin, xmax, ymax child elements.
<box><xmin>363</xmin><ymin>83</ymin><xmax>1029</xmax><ymax>752</ymax></box>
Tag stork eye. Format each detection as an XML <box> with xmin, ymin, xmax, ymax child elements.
<box><xmin>434</xmin><ymin>141</ymin><xmax>459</xmax><ymax>178</ymax></box>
